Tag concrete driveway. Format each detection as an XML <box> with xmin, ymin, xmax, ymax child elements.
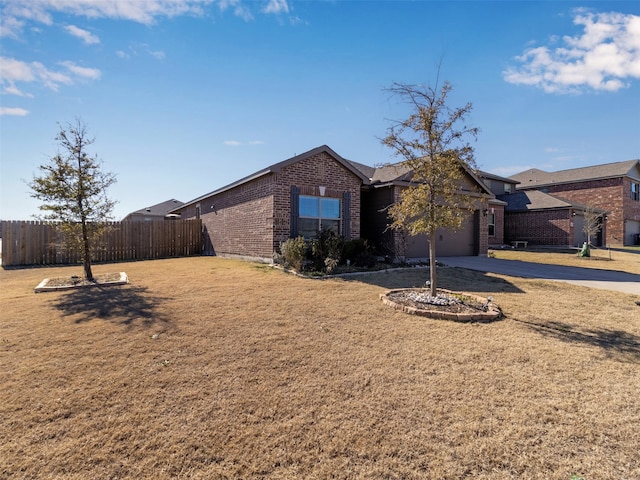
<box><xmin>439</xmin><ymin>256</ymin><xmax>640</xmax><ymax>295</ymax></box>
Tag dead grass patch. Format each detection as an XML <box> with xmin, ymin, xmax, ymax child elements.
<box><xmin>1</xmin><ymin>257</ymin><xmax>639</xmax><ymax>479</ymax></box>
<box><xmin>491</xmin><ymin>248</ymin><xmax>640</xmax><ymax>275</ymax></box>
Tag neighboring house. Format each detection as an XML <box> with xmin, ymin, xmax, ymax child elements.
<box><xmin>510</xmin><ymin>160</ymin><xmax>640</xmax><ymax>246</ymax></box>
<box><xmin>123</xmin><ymin>199</ymin><xmax>184</xmax><ymax>221</ymax></box>
<box><xmin>477</xmin><ymin>171</ymin><xmax>515</xmax><ymax>247</ymax></box>
<box><xmin>497</xmin><ymin>190</ymin><xmax>607</xmax><ymax>247</ymax></box>
<box><xmin>171</xmin><ymin>145</ymin><xmax>495</xmax><ymax>262</ymax></box>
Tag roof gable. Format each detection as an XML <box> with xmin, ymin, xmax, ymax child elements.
<box><xmin>272</xmin><ymin>145</ymin><xmax>370</xmax><ymax>182</ymax></box>
<box><xmin>174</xmin><ymin>145</ymin><xmax>370</xmax><ymax>211</ymax></box>
<box><xmin>510</xmin><ymin>159</ymin><xmax>640</xmax><ymax>189</ymax></box>
<box><xmin>360</xmin><ymin>160</ymin><xmax>493</xmax><ymax>196</ymax></box>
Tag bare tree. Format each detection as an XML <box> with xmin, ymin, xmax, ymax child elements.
<box><xmin>583</xmin><ymin>205</ymin><xmax>603</xmax><ymax>246</ymax></box>
<box><xmin>381</xmin><ymin>81</ymin><xmax>479</xmax><ymax>295</ymax></box>
<box><xmin>29</xmin><ymin>120</ymin><xmax>116</xmax><ymax>280</ymax></box>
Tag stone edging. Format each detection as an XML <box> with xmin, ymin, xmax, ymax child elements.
<box><xmin>35</xmin><ymin>272</ymin><xmax>129</xmax><ymax>293</ymax></box>
<box><xmin>380</xmin><ymin>288</ymin><xmax>502</xmax><ymax>322</ymax></box>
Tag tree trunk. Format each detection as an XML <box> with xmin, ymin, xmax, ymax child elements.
<box><xmin>429</xmin><ymin>231</ymin><xmax>437</xmax><ymax>296</ymax></box>
<box><xmin>81</xmin><ymin>219</ymin><xmax>94</xmax><ymax>281</ymax></box>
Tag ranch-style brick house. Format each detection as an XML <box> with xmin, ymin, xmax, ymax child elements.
<box><xmin>171</xmin><ymin>145</ymin><xmax>496</xmax><ymax>262</ymax></box>
<box><xmin>509</xmin><ymin>159</ymin><xmax>640</xmax><ymax>247</ymax></box>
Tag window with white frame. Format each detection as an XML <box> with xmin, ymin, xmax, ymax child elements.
<box><xmin>504</xmin><ymin>183</ymin><xmax>512</xmax><ymax>194</ymax></box>
<box><xmin>298</xmin><ymin>195</ymin><xmax>341</xmax><ymax>238</ymax></box>
<box><xmin>488</xmin><ymin>212</ymin><xmax>496</xmax><ymax>236</ymax></box>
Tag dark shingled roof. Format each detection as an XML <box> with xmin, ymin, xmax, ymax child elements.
<box><xmin>346</xmin><ymin>159</ymin><xmax>376</xmax><ymax>180</ymax></box>
<box><xmin>510</xmin><ymin>159</ymin><xmax>640</xmax><ymax>189</ymax></box>
<box><xmin>351</xmin><ymin>160</ymin><xmax>492</xmax><ymax>195</ymax></box>
<box><xmin>176</xmin><ymin>145</ymin><xmax>495</xmax><ymax>212</ymax></box>
<box><xmin>498</xmin><ymin>190</ymin><xmax>606</xmax><ymax>213</ymax></box>
<box><xmin>176</xmin><ymin>145</ymin><xmax>370</xmax><ymax>211</ymax></box>
<box><xmin>477</xmin><ymin>170</ymin><xmax>520</xmax><ymax>184</ymax></box>
<box><xmin>127</xmin><ymin>199</ymin><xmax>184</xmax><ymax>217</ymax></box>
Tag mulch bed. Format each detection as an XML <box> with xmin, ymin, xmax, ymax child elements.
<box><xmin>35</xmin><ymin>272</ymin><xmax>128</xmax><ymax>292</ymax></box>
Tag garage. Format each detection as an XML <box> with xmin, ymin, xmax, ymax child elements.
<box><xmin>405</xmin><ymin>212</ymin><xmax>479</xmax><ymax>258</ymax></box>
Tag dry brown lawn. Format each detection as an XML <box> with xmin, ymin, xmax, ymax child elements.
<box><xmin>1</xmin><ymin>256</ymin><xmax>639</xmax><ymax>479</ymax></box>
<box><xmin>491</xmin><ymin>248</ymin><xmax>640</xmax><ymax>275</ymax></box>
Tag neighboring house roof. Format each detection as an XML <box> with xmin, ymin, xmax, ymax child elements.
<box><xmin>175</xmin><ymin>145</ymin><xmax>371</xmax><ymax>212</ymax></box>
<box><xmin>510</xmin><ymin>159</ymin><xmax>640</xmax><ymax>189</ymax></box>
<box><xmin>498</xmin><ymin>190</ymin><xmax>607</xmax><ymax>213</ymax></box>
<box><xmin>477</xmin><ymin>170</ymin><xmax>520</xmax><ymax>185</ymax></box>
<box><xmin>124</xmin><ymin>199</ymin><xmax>184</xmax><ymax>220</ymax></box>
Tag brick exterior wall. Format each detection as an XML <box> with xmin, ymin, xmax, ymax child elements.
<box><xmin>504</xmin><ymin>209</ymin><xmax>573</xmax><ymax>246</ymax></box>
<box><xmin>487</xmin><ymin>204</ymin><xmax>505</xmax><ymax>247</ymax></box>
<box><xmin>273</xmin><ymin>151</ymin><xmax>362</xmax><ymax>250</ymax></box>
<box><xmin>622</xmin><ymin>177</ymin><xmax>640</xmax><ymax>245</ymax></box>
<box><xmin>176</xmin><ymin>151</ymin><xmax>362</xmax><ymax>260</ymax></box>
<box><xmin>478</xmin><ymin>207</ymin><xmax>489</xmax><ymax>255</ymax></box>
<box><xmin>178</xmin><ymin>175</ymin><xmax>276</xmax><ymax>259</ymax></box>
<box><xmin>534</xmin><ymin>177</ymin><xmax>639</xmax><ymax>246</ymax></box>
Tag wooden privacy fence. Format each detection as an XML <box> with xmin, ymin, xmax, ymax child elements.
<box><xmin>1</xmin><ymin>219</ymin><xmax>202</xmax><ymax>267</ymax></box>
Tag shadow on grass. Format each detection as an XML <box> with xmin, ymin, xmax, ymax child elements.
<box><xmin>51</xmin><ymin>285</ymin><xmax>172</xmax><ymax>329</ymax></box>
<box><xmin>519</xmin><ymin>319</ymin><xmax>640</xmax><ymax>363</ymax></box>
<box><xmin>345</xmin><ymin>265</ymin><xmax>524</xmax><ymax>294</ymax></box>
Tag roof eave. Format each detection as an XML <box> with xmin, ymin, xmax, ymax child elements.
<box><xmin>171</xmin><ymin>145</ymin><xmax>372</xmax><ymax>212</ymax></box>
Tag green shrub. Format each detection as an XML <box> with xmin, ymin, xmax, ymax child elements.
<box><xmin>343</xmin><ymin>238</ymin><xmax>377</xmax><ymax>267</ymax></box>
<box><xmin>280</xmin><ymin>236</ymin><xmax>307</xmax><ymax>272</ymax></box>
<box><xmin>310</xmin><ymin>228</ymin><xmax>344</xmax><ymax>273</ymax></box>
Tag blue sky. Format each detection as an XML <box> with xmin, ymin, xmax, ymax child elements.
<box><xmin>1</xmin><ymin>0</ymin><xmax>639</xmax><ymax>220</ymax></box>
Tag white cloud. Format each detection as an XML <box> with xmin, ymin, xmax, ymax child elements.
<box><xmin>2</xmin><ymin>83</ymin><xmax>31</xmax><ymax>96</ymax></box>
<box><xmin>0</xmin><ymin>106</ymin><xmax>29</xmax><ymax>116</ymax></box>
<box><xmin>504</xmin><ymin>10</ymin><xmax>640</xmax><ymax>93</ymax></box>
<box><xmin>115</xmin><ymin>44</ymin><xmax>166</xmax><ymax>60</ymax></box>
<box><xmin>64</xmin><ymin>24</ymin><xmax>100</xmax><ymax>44</ymax></box>
<box><xmin>1</xmin><ymin>0</ymin><xmax>303</xmax><ymax>39</ymax></box>
<box><xmin>1</xmin><ymin>0</ymin><xmax>215</xmax><ymax>34</ymax></box>
<box><xmin>263</xmin><ymin>0</ymin><xmax>289</xmax><ymax>15</ymax></box>
<box><xmin>59</xmin><ymin>61</ymin><xmax>102</xmax><ymax>80</ymax></box>
<box><xmin>148</xmin><ymin>50</ymin><xmax>166</xmax><ymax>60</ymax></box>
<box><xmin>0</xmin><ymin>0</ymin><xmax>290</xmax><ymax>33</ymax></box>
<box><xmin>0</xmin><ymin>56</ymin><xmax>101</xmax><ymax>94</ymax></box>
<box><xmin>0</xmin><ymin>56</ymin><xmax>36</xmax><ymax>83</ymax></box>
<box><xmin>218</xmin><ymin>0</ymin><xmax>253</xmax><ymax>21</ymax></box>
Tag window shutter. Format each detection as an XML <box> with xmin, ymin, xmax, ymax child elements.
<box><xmin>342</xmin><ymin>191</ymin><xmax>351</xmax><ymax>239</ymax></box>
<box><xmin>290</xmin><ymin>186</ymin><xmax>299</xmax><ymax>238</ymax></box>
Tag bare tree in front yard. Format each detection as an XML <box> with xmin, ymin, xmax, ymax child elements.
<box><xmin>29</xmin><ymin>120</ymin><xmax>116</xmax><ymax>281</ymax></box>
<box><xmin>583</xmin><ymin>205</ymin><xmax>603</xmax><ymax>246</ymax></box>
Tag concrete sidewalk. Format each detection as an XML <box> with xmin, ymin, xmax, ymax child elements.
<box><xmin>438</xmin><ymin>256</ymin><xmax>640</xmax><ymax>295</ymax></box>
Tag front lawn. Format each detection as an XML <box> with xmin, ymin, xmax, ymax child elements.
<box><xmin>491</xmin><ymin>247</ymin><xmax>640</xmax><ymax>274</ymax></box>
<box><xmin>1</xmin><ymin>257</ymin><xmax>638</xmax><ymax>479</ymax></box>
